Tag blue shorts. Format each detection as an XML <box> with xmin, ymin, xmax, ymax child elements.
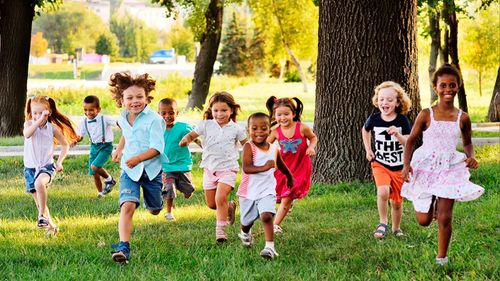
<box><xmin>88</xmin><ymin>142</ymin><xmax>113</xmax><ymax>175</ymax></box>
<box><xmin>119</xmin><ymin>171</ymin><xmax>163</xmax><ymax>211</ymax></box>
<box><xmin>23</xmin><ymin>164</ymin><xmax>56</xmax><ymax>193</ymax></box>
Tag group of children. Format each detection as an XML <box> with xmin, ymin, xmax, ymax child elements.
<box><xmin>22</xmin><ymin>64</ymin><xmax>484</xmax><ymax>266</ymax></box>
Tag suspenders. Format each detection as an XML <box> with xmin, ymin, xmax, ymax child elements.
<box><xmin>84</xmin><ymin>115</ymin><xmax>106</xmax><ymax>144</ymax></box>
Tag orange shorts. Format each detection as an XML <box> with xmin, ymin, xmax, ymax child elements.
<box><xmin>371</xmin><ymin>161</ymin><xmax>403</xmax><ymax>203</ymax></box>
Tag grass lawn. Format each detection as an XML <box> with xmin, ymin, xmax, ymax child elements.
<box><xmin>0</xmin><ymin>145</ymin><xmax>498</xmax><ymax>280</ymax></box>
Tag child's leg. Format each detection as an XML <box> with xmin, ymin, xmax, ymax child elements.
<box><xmin>34</xmin><ymin>173</ymin><xmax>51</xmax><ymax>218</ymax></box>
<box><xmin>204</xmin><ymin>189</ymin><xmax>217</xmax><ymax>209</ymax></box>
<box><xmin>391</xmin><ymin>200</ymin><xmax>403</xmax><ymax>232</ymax></box>
<box><xmin>376</xmin><ymin>186</ymin><xmax>390</xmax><ymax>224</ymax></box>
<box><xmin>274</xmin><ymin>196</ymin><xmax>293</xmax><ymax>226</ymax></box>
<box><xmin>215</xmin><ymin>182</ymin><xmax>232</xmax><ymax>223</ymax></box>
<box><xmin>415</xmin><ymin>196</ymin><xmax>436</xmax><ymax>226</ymax></box>
<box><xmin>437</xmin><ymin>198</ymin><xmax>454</xmax><ymax>258</ymax></box>
<box><xmin>166</xmin><ymin>198</ymin><xmax>174</xmax><ymax>213</ymax></box>
<box><xmin>241</xmin><ymin>222</ymin><xmax>253</xmax><ymax>233</ymax></box>
<box><xmin>91</xmin><ymin>165</ymin><xmax>110</xmax><ymax>179</ymax></box>
<box><xmin>92</xmin><ymin>173</ymin><xmax>103</xmax><ymax>192</ymax></box>
<box><xmin>261</xmin><ymin>212</ymin><xmax>274</xmax><ymax>242</ymax></box>
<box><xmin>118</xmin><ymin>202</ymin><xmax>136</xmax><ymax>242</ymax></box>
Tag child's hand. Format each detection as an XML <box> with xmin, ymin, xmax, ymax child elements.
<box><xmin>286</xmin><ymin>176</ymin><xmax>295</xmax><ymax>188</ymax></box>
<box><xmin>306</xmin><ymin>146</ymin><xmax>316</xmax><ymax>157</ymax></box>
<box><xmin>365</xmin><ymin>150</ymin><xmax>375</xmax><ymax>162</ymax></box>
<box><xmin>55</xmin><ymin>163</ymin><xmax>63</xmax><ymax>172</ymax></box>
<box><xmin>179</xmin><ymin>138</ymin><xmax>188</xmax><ymax>147</ymax></box>
<box><xmin>401</xmin><ymin>165</ymin><xmax>412</xmax><ymax>182</ymax></box>
<box><xmin>465</xmin><ymin>157</ymin><xmax>478</xmax><ymax>169</ymax></box>
<box><xmin>42</xmin><ymin>110</ymin><xmax>50</xmax><ymax>118</ymax></box>
<box><xmin>263</xmin><ymin>159</ymin><xmax>275</xmax><ymax>170</ymax></box>
<box><xmin>112</xmin><ymin>149</ymin><xmax>122</xmax><ymax>163</ymax></box>
<box><xmin>125</xmin><ymin>156</ymin><xmax>141</xmax><ymax>168</ymax></box>
<box><xmin>386</xmin><ymin>126</ymin><xmax>400</xmax><ymax>136</ymax></box>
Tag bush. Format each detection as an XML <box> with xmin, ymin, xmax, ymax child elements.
<box><xmin>285</xmin><ymin>70</ymin><xmax>301</xmax><ymax>82</ymax></box>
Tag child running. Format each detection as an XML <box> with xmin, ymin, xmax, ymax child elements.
<box><xmin>180</xmin><ymin>91</ymin><xmax>247</xmax><ymax>242</ymax></box>
<box><xmin>361</xmin><ymin>81</ymin><xmax>412</xmax><ymax>238</ymax></box>
<box><xmin>158</xmin><ymin>98</ymin><xmax>198</xmax><ymax>221</ymax></box>
<box><xmin>23</xmin><ymin>95</ymin><xmax>79</xmax><ymax>236</ymax></box>
<box><xmin>109</xmin><ymin>72</ymin><xmax>165</xmax><ymax>263</ymax></box>
<box><xmin>237</xmin><ymin>112</ymin><xmax>294</xmax><ymax>259</ymax></box>
<box><xmin>402</xmin><ymin>64</ymin><xmax>484</xmax><ymax>265</ymax></box>
<box><xmin>266</xmin><ymin>96</ymin><xmax>317</xmax><ymax>234</ymax></box>
<box><xmin>76</xmin><ymin>95</ymin><xmax>117</xmax><ymax>197</ymax></box>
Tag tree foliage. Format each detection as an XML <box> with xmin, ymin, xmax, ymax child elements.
<box><xmin>30</xmin><ymin>32</ymin><xmax>48</xmax><ymax>57</ymax></box>
<box><xmin>162</xmin><ymin>20</ymin><xmax>196</xmax><ymax>61</ymax></box>
<box><xmin>219</xmin><ymin>13</ymin><xmax>249</xmax><ymax>76</ymax></box>
<box><xmin>95</xmin><ymin>33</ymin><xmax>119</xmax><ymax>57</ymax></box>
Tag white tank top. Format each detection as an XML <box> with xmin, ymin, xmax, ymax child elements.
<box><xmin>24</xmin><ymin>122</ymin><xmax>54</xmax><ymax>169</ymax></box>
<box><xmin>237</xmin><ymin>142</ymin><xmax>279</xmax><ymax>200</ymax></box>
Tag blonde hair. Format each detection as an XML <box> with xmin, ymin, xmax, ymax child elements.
<box><xmin>372</xmin><ymin>81</ymin><xmax>411</xmax><ymax>114</ymax></box>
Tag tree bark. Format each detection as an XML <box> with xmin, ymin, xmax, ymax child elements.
<box><xmin>313</xmin><ymin>0</ymin><xmax>420</xmax><ymax>183</ymax></box>
<box><xmin>428</xmin><ymin>1</ymin><xmax>440</xmax><ymax>105</ymax></box>
<box><xmin>446</xmin><ymin>0</ymin><xmax>468</xmax><ymax>112</ymax></box>
<box><xmin>186</xmin><ymin>0</ymin><xmax>224</xmax><ymax>110</ymax></box>
<box><xmin>0</xmin><ymin>1</ymin><xmax>35</xmax><ymax>137</ymax></box>
<box><xmin>487</xmin><ymin>67</ymin><xmax>500</xmax><ymax>122</ymax></box>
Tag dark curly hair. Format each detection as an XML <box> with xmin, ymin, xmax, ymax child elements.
<box><xmin>109</xmin><ymin>72</ymin><xmax>156</xmax><ymax>107</ymax></box>
<box><xmin>432</xmin><ymin>63</ymin><xmax>463</xmax><ymax>87</ymax></box>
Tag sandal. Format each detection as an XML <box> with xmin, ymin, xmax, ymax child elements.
<box><xmin>393</xmin><ymin>229</ymin><xmax>404</xmax><ymax>237</ymax></box>
<box><xmin>37</xmin><ymin>215</ymin><xmax>49</xmax><ymax>228</ymax></box>
<box><xmin>373</xmin><ymin>223</ymin><xmax>388</xmax><ymax>239</ymax></box>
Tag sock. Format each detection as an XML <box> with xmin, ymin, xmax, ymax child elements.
<box><xmin>104</xmin><ymin>176</ymin><xmax>113</xmax><ymax>182</ymax></box>
<box><xmin>241</xmin><ymin>229</ymin><xmax>250</xmax><ymax>236</ymax></box>
<box><xmin>217</xmin><ymin>220</ymin><xmax>228</xmax><ymax>227</ymax></box>
<box><xmin>265</xmin><ymin>241</ymin><xmax>275</xmax><ymax>250</ymax></box>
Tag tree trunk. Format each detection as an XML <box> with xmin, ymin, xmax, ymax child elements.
<box><xmin>478</xmin><ymin>70</ymin><xmax>482</xmax><ymax>97</ymax></box>
<box><xmin>428</xmin><ymin>1</ymin><xmax>440</xmax><ymax>105</ymax></box>
<box><xmin>487</xmin><ymin>67</ymin><xmax>500</xmax><ymax>122</ymax></box>
<box><xmin>0</xmin><ymin>1</ymin><xmax>35</xmax><ymax>137</ymax></box>
<box><xmin>313</xmin><ymin>0</ymin><xmax>421</xmax><ymax>183</ymax></box>
<box><xmin>446</xmin><ymin>0</ymin><xmax>468</xmax><ymax>112</ymax></box>
<box><xmin>186</xmin><ymin>0</ymin><xmax>223</xmax><ymax>110</ymax></box>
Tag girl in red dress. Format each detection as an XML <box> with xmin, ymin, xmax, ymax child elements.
<box><xmin>266</xmin><ymin>96</ymin><xmax>317</xmax><ymax>234</ymax></box>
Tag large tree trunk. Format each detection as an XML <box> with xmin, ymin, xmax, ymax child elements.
<box><xmin>186</xmin><ymin>0</ymin><xmax>224</xmax><ymax>110</ymax></box>
<box><xmin>313</xmin><ymin>0</ymin><xmax>420</xmax><ymax>184</ymax></box>
<box><xmin>0</xmin><ymin>1</ymin><xmax>35</xmax><ymax>137</ymax></box>
<box><xmin>428</xmin><ymin>1</ymin><xmax>440</xmax><ymax>105</ymax></box>
<box><xmin>446</xmin><ymin>1</ymin><xmax>468</xmax><ymax>112</ymax></box>
<box><xmin>487</xmin><ymin>67</ymin><xmax>500</xmax><ymax>122</ymax></box>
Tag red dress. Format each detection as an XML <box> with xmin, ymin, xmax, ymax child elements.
<box><xmin>274</xmin><ymin>122</ymin><xmax>312</xmax><ymax>202</ymax></box>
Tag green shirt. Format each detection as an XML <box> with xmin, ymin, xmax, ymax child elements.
<box><xmin>162</xmin><ymin>122</ymin><xmax>193</xmax><ymax>172</ymax></box>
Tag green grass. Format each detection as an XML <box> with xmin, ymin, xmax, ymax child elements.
<box><xmin>472</xmin><ymin>130</ymin><xmax>500</xmax><ymax>138</ymax></box>
<box><xmin>0</xmin><ymin>145</ymin><xmax>498</xmax><ymax>280</ymax></box>
<box><xmin>28</xmin><ymin>64</ymin><xmax>103</xmax><ymax>80</ymax></box>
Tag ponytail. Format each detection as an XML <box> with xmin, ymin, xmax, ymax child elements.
<box><xmin>265</xmin><ymin>96</ymin><xmax>303</xmax><ymax>125</ymax></box>
<box><xmin>265</xmin><ymin>96</ymin><xmax>278</xmax><ymax>126</ymax></box>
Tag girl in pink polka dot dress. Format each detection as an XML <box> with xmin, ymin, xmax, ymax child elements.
<box><xmin>401</xmin><ymin>64</ymin><xmax>484</xmax><ymax>266</ymax></box>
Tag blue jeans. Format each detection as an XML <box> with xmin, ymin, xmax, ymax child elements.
<box><xmin>119</xmin><ymin>170</ymin><xmax>163</xmax><ymax>211</ymax></box>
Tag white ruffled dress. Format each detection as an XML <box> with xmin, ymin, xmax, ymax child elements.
<box><xmin>401</xmin><ymin>108</ymin><xmax>484</xmax><ymax>212</ymax></box>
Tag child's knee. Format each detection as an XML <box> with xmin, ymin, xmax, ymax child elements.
<box><xmin>392</xmin><ymin>201</ymin><xmax>402</xmax><ymax>211</ymax></box>
<box><xmin>149</xmin><ymin>210</ymin><xmax>161</xmax><ymax>215</ymax></box>
<box><xmin>437</xmin><ymin>212</ymin><xmax>452</xmax><ymax>226</ymax></box>
<box><xmin>206</xmin><ymin>202</ymin><xmax>216</xmax><ymax>209</ymax></box>
<box><xmin>260</xmin><ymin>212</ymin><xmax>273</xmax><ymax>223</ymax></box>
<box><xmin>91</xmin><ymin>165</ymin><xmax>99</xmax><ymax>172</ymax></box>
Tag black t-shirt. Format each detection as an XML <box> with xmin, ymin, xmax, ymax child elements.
<box><xmin>364</xmin><ymin>113</ymin><xmax>411</xmax><ymax>171</ymax></box>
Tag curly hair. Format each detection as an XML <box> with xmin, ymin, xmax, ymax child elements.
<box><xmin>203</xmin><ymin>91</ymin><xmax>241</xmax><ymax>122</ymax></box>
<box><xmin>109</xmin><ymin>72</ymin><xmax>156</xmax><ymax>107</ymax></box>
<box><xmin>431</xmin><ymin>63</ymin><xmax>462</xmax><ymax>87</ymax></box>
<box><xmin>265</xmin><ymin>96</ymin><xmax>304</xmax><ymax>126</ymax></box>
<box><xmin>371</xmin><ymin>81</ymin><xmax>412</xmax><ymax>114</ymax></box>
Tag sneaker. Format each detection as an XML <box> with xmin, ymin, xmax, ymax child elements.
<box><xmin>184</xmin><ymin>192</ymin><xmax>193</xmax><ymax>199</ymax></box>
<box><xmin>273</xmin><ymin>224</ymin><xmax>283</xmax><ymax>235</ymax></box>
<box><xmin>260</xmin><ymin>247</ymin><xmax>279</xmax><ymax>260</ymax></box>
<box><xmin>102</xmin><ymin>178</ymin><xmax>116</xmax><ymax>195</ymax></box>
<box><xmin>435</xmin><ymin>256</ymin><xmax>449</xmax><ymax>266</ymax></box>
<box><xmin>215</xmin><ymin>225</ymin><xmax>228</xmax><ymax>243</ymax></box>
<box><xmin>227</xmin><ymin>201</ymin><xmax>236</xmax><ymax>225</ymax></box>
<box><xmin>165</xmin><ymin>212</ymin><xmax>175</xmax><ymax>221</ymax></box>
<box><xmin>37</xmin><ymin>215</ymin><xmax>49</xmax><ymax>229</ymax></box>
<box><xmin>97</xmin><ymin>192</ymin><xmax>105</xmax><ymax>198</ymax></box>
<box><xmin>238</xmin><ymin>231</ymin><xmax>253</xmax><ymax>247</ymax></box>
<box><xmin>111</xmin><ymin>241</ymin><xmax>130</xmax><ymax>263</ymax></box>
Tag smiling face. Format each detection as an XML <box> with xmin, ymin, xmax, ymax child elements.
<box><xmin>211</xmin><ymin>101</ymin><xmax>233</xmax><ymax>126</ymax></box>
<box><xmin>158</xmin><ymin>102</ymin><xmax>178</xmax><ymax>128</ymax></box>
<box><xmin>248</xmin><ymin>116</ymin><xmax>270</xmax><ymax>145</ymax></box>
<box><xmin>434</xmin><ymin>74</ymin><xmax>459</xmax><ymax>103</ymax></box>
<box><xmin>377</xmin><ymin>88</ymin><xmax>399</xmax><ymax>118</ymax></box>
<box><xmin>31</xmin><ymin>102</ymin><xmax>50</xmax><ymax>126</ymax></box>
<box><xmin>83</xmin><ymin>102</ymin><xmax>101</xmax><ymax>120</ymax></box>
<box><xmin>121</xmin><ymin>85</ymin><xmax>147</xmax><ymax>115</ymax></box>
<box><xmin>274</xmin><ymin>105</ymin><xmax>295</xmax><ymax>128</ymax></box>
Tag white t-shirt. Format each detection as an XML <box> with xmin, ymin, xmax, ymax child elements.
<box><xmin>24</xmin><ymin>122</ymin><xmax>54</xmax><ymax>169</ymax></box>
<box><xmin>77</xmin><ymin>114</ymin><xmax>116</xmax><ymax>143</ymax></box>
<box><xmin>194</xmin><ymin>119</ymin><xmax>246</xmax><ymax>171</ymax></box>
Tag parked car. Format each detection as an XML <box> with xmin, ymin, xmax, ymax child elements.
<box><xmin>149</xmin><ymin>49</ymin><xmax>175</xmax><ymax>64</ymax></box>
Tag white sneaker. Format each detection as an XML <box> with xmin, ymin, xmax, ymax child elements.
<box><xmin>273</xmin><ymin>224</ymin><xmax>283</xmax><ymax>235</ymax></box>
<box><xmin>165</xmin><ymin>213</ymin><xmax>175</xmax><ymax>221</ymax></box>
<box><xmin>97</xmin><ymin>192</ymin><xmax>105</xmax><ymax>198</ymax></box>
<box><xmin>260</xmin><ymin>247</ymin><xmax>279</xmax><ymax>259</ymax></box>
<box><xmin>238</xmin><ymin>231</ymin><xmax>253</xmax><ymax>247</ymax></box>
<box><xmin>436</xmin><ymin>256</ymin><xmax>449</xmax><ymax>266</ymax></box>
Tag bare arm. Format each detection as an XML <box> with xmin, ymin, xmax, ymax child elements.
<box><xmin>267</xmin><ymin>129</ymin><xmax>277</xmax><ymax>143</ymax></box>
<box><xmin>112</xmin><ymin>135</ymin><xmax>125</xmax><ymax>163</ymax></box>
<box><xmin>179</xmin><ymin>131</ymin><xmax>200</xmax><ymax>147</ymax></box>
<box><xmin>460</xmin><ymin>113</ymin><xmax>478</xmax><ymax>169</ymax></box>
<box><xmin>242</xmin><ymin>143</ymin><xmax>274</xmax><ymax>174</ymax></box>
<box><xmin>276</xmin><ymin>151</ymin><xmax>294</xmax><ymax>188</ymax></box>
<box><xmin>23</xmin><ymin>110</ymin><xmax>49</xmax><ymax>138</ymax></box>
<box><xmin>301</xmin><ymin>124</ymin><xmax>317</xmax><ymax>156</ymax></box>
<box><xmin>361</xmin><ymin>127</ymin><xmax>374</xmax><ymax>162</ymax></box>
<box><xmin>402</xmin><ymin>110</ymin><xmax>429</xmax><ymax>182</ymax></box>
<box><xmin>125</xmin><ymin>148</ymin><xmax>160</xmax><ymax>168</ymax></box>
<box><xmin>387</xmin><ymin>126</ymin><xmax>409</xmax><ymax>146</ymax></box>
<box><xmin>53</xmin><ymin>126</ymin><xmax>69</xmax><ymax>172</ymax></box>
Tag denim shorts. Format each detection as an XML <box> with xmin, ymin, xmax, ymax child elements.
<box><xmin>119</xmin><ymin>170</ymin><xmax>163</xmax><ymax>211</ymax></box>
<box><xmin>24</xmin><ymin>164</ymin><xmax>56</xmax><ymax>193</ymax></box>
